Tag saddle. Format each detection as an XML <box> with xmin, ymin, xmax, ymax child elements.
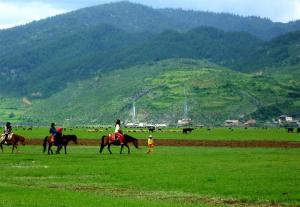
<box><xmin>109</xmin><ymin>133</ymin><xmax>124</xmax><ymax>144</ymax></box>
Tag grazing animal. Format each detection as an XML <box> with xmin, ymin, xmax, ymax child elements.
<box><xmin>43</xmin><ymin>135</ymin><xmax>78</xmax><ymax>155</ymax></box>
<box><xmin>148</xmin><ymin>126</ymin><xmax>155</xmax><ymax>133</ymax></box>
<box><xmin>99</xmin><ymin>134</ymin><xmax>139</xmax><ymax>154</ymax></box>
<box><xmin>182</xmin><ymin>128</ymin><xmax>194</xmax><ymax>134</ymax></box>
<box><xmin>0</xmin><ymin>134</ymin><xmax>26</xmax><ymax>153</ymax></box>
<box><xmin>287</xmin><ymin>128</ymin><xmax>294</xmax><ymax>133</ymax></box>
<box><xmin>297</xmin><ymin>128</ymin><xmax>300</xmax><ymax>133</ymax></box>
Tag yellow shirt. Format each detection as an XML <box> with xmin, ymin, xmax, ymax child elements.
<box><xmin>148</xmin><ymin>138</ymin><xmax>154</xmax><ymax>146</ymax></box>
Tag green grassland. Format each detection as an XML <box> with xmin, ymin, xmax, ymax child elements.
<box><xmin>0</xmin><ymin>97</ymin><xmax>29</xmax><ymax>122</ymax></box>
<box><xmin>0</xmin><ymin>146</ymin><xmax>299</xmax><ymax>206</ymax></box>
<box><xmin>6</xmin><ymin>126</ymin><xmax>300</xmax><ymax>141</ymax></box>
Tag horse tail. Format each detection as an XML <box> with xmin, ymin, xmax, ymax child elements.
<box><xmin>43</xmin><ymin>136</ymin><xmax>48</xmax><ymax>153</ymax></box>
<box><xmin>100</xmin><ymin>135</ymin><xmax>105</xmax><ymax>146</ymax></box>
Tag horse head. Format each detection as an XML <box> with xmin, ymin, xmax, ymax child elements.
<box><xmin>72</xmin><ymin>135</ymin><xmax>78</xmax><ymax>144</ymax></box>
<box><xmin>125</xmin><ymin>134</ymin><xmax>139</xmax><ymax>149</ymax></box>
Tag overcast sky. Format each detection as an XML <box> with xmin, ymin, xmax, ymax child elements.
<box><xmin>1</xmin><ymin>0</ymin><xmax>300</xmax><ymax>29</ymax></box>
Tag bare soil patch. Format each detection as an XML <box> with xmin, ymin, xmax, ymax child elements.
<box><xmin>28</xmin><ymin>139</ymin><xmax>300</xmax><ymax>148</ymax></box>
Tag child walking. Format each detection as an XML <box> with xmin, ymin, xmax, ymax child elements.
<box><xmin>147</xmin><ymin>135</ymin><xmax>155</xmax><ymax>154</ymax></box>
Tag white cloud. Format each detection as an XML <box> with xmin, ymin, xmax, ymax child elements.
<box><xmin>0</xmin><ymin>1</ymin><xmax>67</xmax><ymax>29</ymax></box>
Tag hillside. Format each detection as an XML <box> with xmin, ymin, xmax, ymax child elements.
<box><xmin>2</xmin><ymin>59</ymin><xmax>296</xmax><ymax>126</ymax></box>
<box><xmin>1</xmin><ymin>1</ymin><xmax>299</xmax><ymax>42</ymax></box>
<box><xmin>0</xmin><ymin>1</ymin><xmax>299</xmax><ymax>125</ymax></box>
<box><xmin>0</xmin><ymin>25</ymin><xmax>263</xmax><ymax>98</ymax></box>
<box><xmin>246</xmin><ymin>30</ymin><xmax>300</xmax><ymax>69</ymax></box>
<box><xmin>0</xmin><ymin>1</ymin><xmax>299</xmax><ymax>99</ymax></box>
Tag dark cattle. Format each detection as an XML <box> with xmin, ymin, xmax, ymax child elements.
<box><xmin>183</xmin><ymin>128</ymin><xmax>194</xmax><ymax>134</ymax></box>
<box><xmin>148</xmin><ymin>126</ymin><xmax>155</xmax><ymax>133</ymax></box>
<box><xmin>287</xmin><ymin>128</ymin><xmax>294</xmax><ymax>133</ymax></box>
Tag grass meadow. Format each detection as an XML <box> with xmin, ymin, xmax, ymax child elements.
<box><xmin>11</xmin><ymin>126</ymin><xmax>300</xmax><ymax>141</ymax></box>
<box><xmin>0</xmin><ymin>145</ymin><xmax>299</xmax><ymax>206</ymax></box>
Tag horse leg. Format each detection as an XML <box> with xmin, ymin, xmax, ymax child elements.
<box><xmin>120</xmin><ymin>144</ymin><xmax>124</xmax><ymax>154</ymax></box>
<box><xmin>48</xmin><ymin>143</ymin><xmax>53</xmax><ymax>155</ymax></box>
<box><xmin>64</xmin><ymin>145</ymin><xmax>67</xmax><ymax>154</ymax></box>
<box><xmin>100</xmin><ymin>144</ymin><xmax>106</xmax><ymax>153</ymax></box>
<box><xmin>56</xmin><ymin>145</ymin><xmax>61</xmax><ymax>154</ymax></box>
<box><xmin>0</xmin><ymin>143</ymin><xmax>3</xmax><ymax>152</ymax></box>
<box><xmin>12</xmin><ymin>145</ymin><xmax>15</xmax><ymax>153</ymax></box>
<box><xmin>108</xmin><ymin>143</ymin><xmax>112</xmax><ymax>154</ymax></box>
<box><xmin>125</xmin><ymin>144</ymin><xmax>130</xmax><ymax>154</ymax></box>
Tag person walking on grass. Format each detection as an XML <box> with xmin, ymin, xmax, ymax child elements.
<box><xmin>147</xmin><ymin>135</ymin><xmax>155</xmax><ymax>154</ymax></box>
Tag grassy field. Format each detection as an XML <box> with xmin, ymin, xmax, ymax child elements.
<box><xmin>10</xmin><ymin>127</ymin><xmax>300</xmax><ymax>141</ymax></box>
<box><xmin>0</xmin><ymin>146</ymin><xmax>299</xmax><ymax>207</ymax></box>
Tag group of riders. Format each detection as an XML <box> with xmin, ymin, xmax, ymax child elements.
<box><xmin>2</xmin><ymin>119</ymin><xmax>125</xmax><ymax>145</ymax></box>
<box><xmin>50</xmin><ymin>119</ymin><xmax>124</xmax><ymax>146</ymax></box>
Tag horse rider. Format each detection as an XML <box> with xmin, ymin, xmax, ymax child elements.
<box><xmin>49</xmin><ymin>123</ymin><xmax>57</xmax><ymax>143</ymax></box>
<box><xmin>4</xmin><ymin>122</ymin><xmax>12</xmax><ymax>144</ymax></box>
<box><xmin>115</xmin><ymin>119</ymin><xmax>124</xmax><ymax>144</ymax></box>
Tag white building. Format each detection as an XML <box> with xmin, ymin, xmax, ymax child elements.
<box><xmin>278</xmin><ymin>115</ymin><xmax>293</xmax><ymax>123</ymax></box>
<box><xmin>224</xmin><ymin>120</ymin><xmax>239</xmax><ymax>127</ymax></box>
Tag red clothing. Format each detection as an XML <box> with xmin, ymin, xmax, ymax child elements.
<box><xmin>115</xmin><ymin>132</ymin><xmax>125</xmax><ymax>144</ymax></box>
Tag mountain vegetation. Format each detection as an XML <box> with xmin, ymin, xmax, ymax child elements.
<box><xmin>0</xmin><ymin>1</ymin><xmax>299</xmax><ymax>125</ymax></box>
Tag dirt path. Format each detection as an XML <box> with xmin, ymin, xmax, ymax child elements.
<box><xmin>29</xmin><ymin>139</ymin><xmax>300</xmax><ymax>148</ymax></box>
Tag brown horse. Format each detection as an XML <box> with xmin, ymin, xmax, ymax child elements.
<box><xmin>43</xmin><ymin>135</ymin><xmax>78</xmax><ymax>155</ymax></box>
<box><xmin>0</xmin><ymin>134</ymin><xmax>26</xmax><ymax>153</ymax></box>
<box><xmin>99</xmin><ymin>134</ymin><xmax>139</xmax><ymax>154</ymax></box>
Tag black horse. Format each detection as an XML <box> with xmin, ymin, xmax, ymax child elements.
<box><xmin>99</xmin><ymin>134</ymin><xmax>139</xmax><ymax>154</ymax></box>
<box><xmin>43</xmin><ymin>135</ymin><xmax>78</xmax><ymax>155</ymax></box>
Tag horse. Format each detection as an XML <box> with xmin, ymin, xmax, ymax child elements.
<box><xmin>99</xmin><ymin>134</ymin><xmax>139</xmax><ymax>154</ymax></box>
<box><xmin>0</xmin><ymin>134</ymin><xmax>26</xmax><ymax>153</ymax></box>
<box><xmin>43</xmin><ymin>135</ymin><xmax>78</xmax><ymax>155</ymax></box>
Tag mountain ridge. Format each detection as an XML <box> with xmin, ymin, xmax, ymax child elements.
<box><xmin>0</xmin><ymin>1</ymin><xmax>299</xmax><ymax>124</ymax></box>
<box><xmin>1</xmin><ymin>1</ymin><xmax>300</xmax><ymax>41</ymax></box>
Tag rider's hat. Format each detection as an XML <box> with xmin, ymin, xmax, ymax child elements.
<box><xmin>149</xmin><ymin>135</ymin><xmax>152</xmax><ymax>138</ymax></box>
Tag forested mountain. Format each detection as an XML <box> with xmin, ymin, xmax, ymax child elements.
<box><xmin>0</xmin><ymin>1</ymin><xmax>299</xmax><ymax>124</ymax></box>
<box><xmin>0</xmin><ymin>1</ymin><xmax>299</xmax><ymax>47</ymax></box>
<box><xmin>246</xmin><ymin>30</ymin><xmax>300</xmax><ymax>69</ymax></box>
<box><xmin>0</xmin><ymin>25</ymin><xmax>264</xmax><ymax>97</ymax></box>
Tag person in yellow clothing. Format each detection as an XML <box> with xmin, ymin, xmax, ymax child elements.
<box><xmin>147</xmin><ymin>135</ymin><xmax>155</xmax><ymax>154</ymax></box>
